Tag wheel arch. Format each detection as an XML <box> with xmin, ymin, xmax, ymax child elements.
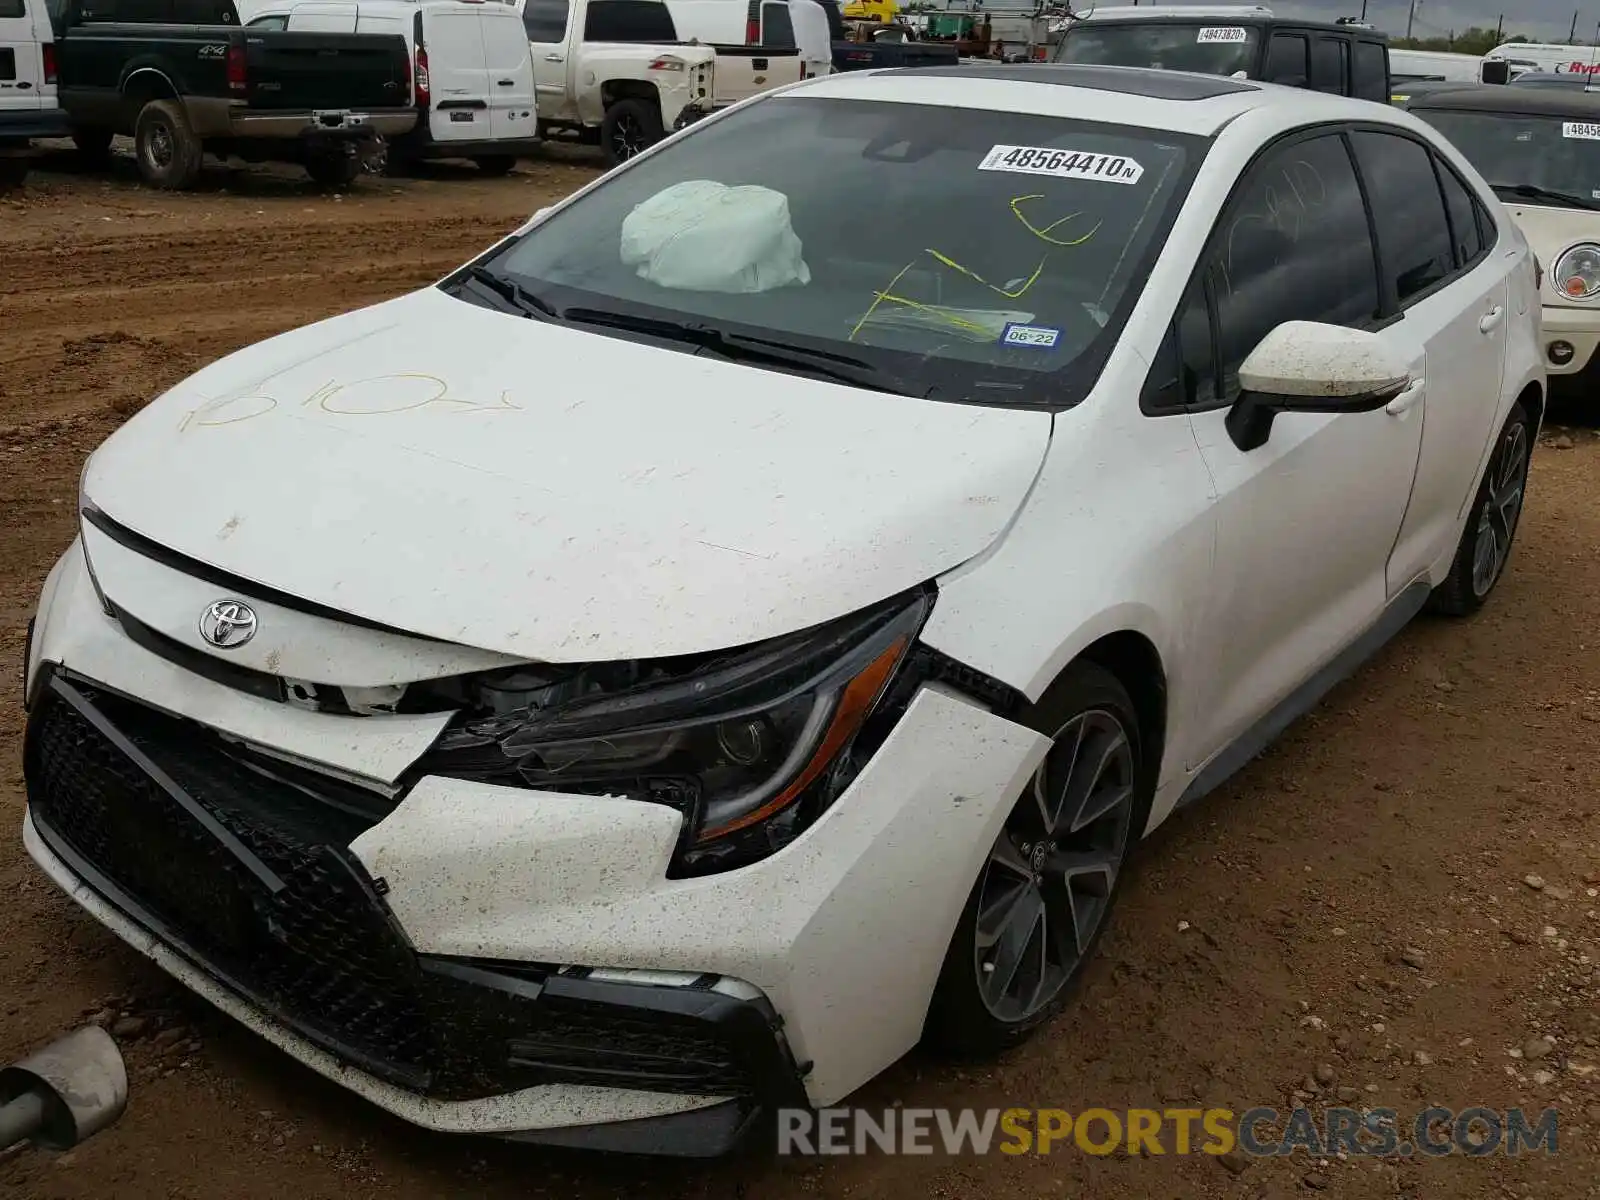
<box><xmin>1072</xmin><ymin>630</ymin><xmax>1168</xmax><ymax>799</ymax></box>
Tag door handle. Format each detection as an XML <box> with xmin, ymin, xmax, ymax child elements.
<box><xmin>1479</xmin><ymin>305</ymin><xmax>1505</xmax><ymax>334</ymax></box>
<box><xmin>1385</xmin><ymin>378</ymin><xmax>1424</xmax><ymax>416</ymax></box>
<box><xmin>497</xmin><ymin>78</ymin><xmax>514</xmax><ymax>86</ymax></box>
<box><xmin>544</xmin><ymin>53</ymin><xmax>564</xmax><ymax>62</ymax></box>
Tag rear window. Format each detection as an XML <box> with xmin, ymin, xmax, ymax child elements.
<box><xmin>761</xmin><ymin>0</ymin><xmax>793</xmax><ymax>47</ymax></box>
<box><xmin>1353</xmin><ymin>40</ymin><xmax>1388</xmax><ymax>100</ymax></box>
<box><xmin>1057</xmin><ymin>22</ymin><xmax>1258</xmax><ymax>77</ymax></box>
<box><xmin>481</xmin><ymin>96</ymin><xmax>1201</xmax><ymax>409</ymax></box>
<box><xmin>0</xmin><ymin>0</ymin><xmax>25</xmax><ymax>17</ymax></box>
<box><xmin>521</xmin><ymin>0</ymin><xmax>569</xmax><ymax>42</ymax></box>
<box><xmin>583</xmin><ymin>0</ymin><xmax>676</xmax><ymax>41</ymax></box>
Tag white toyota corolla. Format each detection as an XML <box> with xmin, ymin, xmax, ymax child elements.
<box><xmin>22</xmin><ymin>64</ymin><xmax>1543</xmax><ymax>1155</ymax></box>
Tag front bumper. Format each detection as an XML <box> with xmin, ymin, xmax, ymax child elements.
<box><xmin>1539</xmin><ymin>304</ymin><xmax>1600</xmax><ymax>376</ymax></box>
<box><xmin>23</xmin><ymin>543</ymin><xmax>1048</xmax><ymax>1149</ymax></box>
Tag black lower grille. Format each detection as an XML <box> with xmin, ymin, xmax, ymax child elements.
<box><xmin>23</xmin><ymin>675</ymin><xmax>802</xmax><ymax>1107</ymax></box>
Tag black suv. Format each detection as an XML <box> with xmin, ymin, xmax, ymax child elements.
<box><xmin>1053</xmin><ymin>13</ymin><xmax>1391</xmax><ymax>103</ymax></box>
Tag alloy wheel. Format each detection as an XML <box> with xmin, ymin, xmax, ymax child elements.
<box><xmin>972</xmin><ymin>708</ymin><xmax>1137</xmax><ymax>1023</ymax></box>
<box><xmin>147</xmin><ymin>122</ymin><xmax>174</xmax><ymax>171</ymax></box>
<box><xmin>1470</xmin><ymin>420</ymin><xmax>1529</xmax><ymax>598</ymax></box>
<box><xmin>611</xmin><ymin>115</ymin><xmax>646</xmax><ymax>161</ymax></box>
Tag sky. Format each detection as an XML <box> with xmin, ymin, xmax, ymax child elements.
<box><xmin>1121</xmin><ymin>0</ymin><xmax>1597</xmax><ymax>43</ymax></box>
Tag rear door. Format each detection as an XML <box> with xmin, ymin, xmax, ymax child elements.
<box><xmin>0</xmin><ymin>0</ymin><xmax>45</xmax><ymax>119</ymax></box>
<box><xmin>520</xmin><ymin>0</ymin><xmax>575</xmax><ymax>122</ymax></box>
<box><xmin>423</xmin><ymin>4</ymin><xmax>492</xmax><ymax>142</ymax></box>
<box><xmin>479</xmin><ymin>7</ymin><xmax>536</xmax><ymax>142</ymax></box>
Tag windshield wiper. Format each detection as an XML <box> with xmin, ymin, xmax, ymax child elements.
<box><xmin>560</xmin><ymin>307</ymin><xmax>929</xmax><ymax>397</ymax></box>
<box><xmin>1492</xmin><ymin>183</ymin><xmax>1600</xmax><ymax>211</ymax></box>
<box><xmin>451</xmin><ymin>265</ymin><xmax>562</xmax><ymax>320</ymax></box>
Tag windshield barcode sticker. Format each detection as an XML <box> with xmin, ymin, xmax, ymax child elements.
<box><xmin>1197</xmin><ymin>26</ymin><xmax>1248</xmax><ymax>43</ymax></box>
<box><xmin>979</xmin><ymin>145</ymin><xmax>1145</xmax><ymax>185</ymax></box>
<box><xmin>1000</xmin><ymin>322</ymin><xmax>1062</xmax><ymax>348</ymax></box>
<box><xmin>1563</xmin><ymin>121</ymin><xmax>1600</xmax><ymax>140</ymax></box>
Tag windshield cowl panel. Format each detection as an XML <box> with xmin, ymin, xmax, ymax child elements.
<box><xmin>467</xmin><ymin>96</ymin><xmax>1203</xmax><ymax>412</ymax></box>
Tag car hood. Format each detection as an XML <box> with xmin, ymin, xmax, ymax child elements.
<box><xmin>1506</xmin><ymin>202</ymin><xmax>1600</xmax><ymax>308</ymax></box>
<box><xmin>82</xmin><ymin>288</ymin><xmax>1052</xmax><ymax>661</ymax></box>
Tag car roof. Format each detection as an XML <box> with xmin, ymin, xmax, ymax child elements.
<box><xmin>788</xmin><ymin>64</ymin><xmax>1379</xmax><ymax>137</ymax></box>
<box><xmin>1406</xmin><ymin>84</ymin><xmax>1600</xmax><ymax>116</ymax></box>
<box><xmin>1074</xmin><ymin>13</ymin><xmax>1385</xmax><ymax>36</ymax></box>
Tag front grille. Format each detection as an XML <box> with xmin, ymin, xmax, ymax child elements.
<box><xmin>24</xmin><ymin>676</ymin><xmax>799</xmax><ymax>1105</ymax></box>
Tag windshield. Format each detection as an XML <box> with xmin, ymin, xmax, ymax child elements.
<box><xmin>1411</xmin><ymin>109</ymin><xmax>1600</xmax><ymax>208</ymax></box>
<box><xmin>473</xmin><ymin>97</ymin><xmax>1199</xmax><ymax>409</ymax></box>
<box><xmin>1054</xmin><ymin>22</ymin><xmax>1258</xmax><ymax>76</ymax></box>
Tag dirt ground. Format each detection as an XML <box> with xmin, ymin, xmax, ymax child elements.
<box><xmin>2</xmin><ymin>143</ymin><xmax>1598</xmax><ymax>1200</ymax></box>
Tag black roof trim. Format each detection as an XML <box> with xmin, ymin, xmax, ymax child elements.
<box><xmin>1405</xmin><ymin>84</ymin><xmax>1600</xmax><ymax>116</ymax></box>
<box><xmin>889</xmin><ymin>63</ymin><xmax>1259</xmax><ymax>100</ymax></box>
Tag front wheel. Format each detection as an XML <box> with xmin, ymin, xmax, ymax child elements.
<box><xmin>600</xmin><ymin>98</ymin><xmax>663</xmax><ymax>168</ymax></box>
<box><xmin>1428</xmin><ymin>401</ymin><xmax>1533</xmax><ymax>617</ymax></box>
<box><xmin>924</xmin><ymin>661</ymin><xmax>1150</xmax><ymax>1057</ymax></box>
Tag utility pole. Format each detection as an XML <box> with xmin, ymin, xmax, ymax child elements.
<box><xmin>1495</xmin><ymin>13</ymin><xmax>1502</xmax><ymax>39</ymax></box>
<box><xmin>1405</xmin><ymin>0</ymin><xmax>1419</xmax><ymax>40</ymax></box>
<box><xmin>1359</xmin><ymin>0</ymin><xmax>1367</xmax><ymax>18</ymax></box>
<box><xmin>1572</xmin><ymin>9</ymin><xmax>1580</xmax><ymax>43</ymax></box>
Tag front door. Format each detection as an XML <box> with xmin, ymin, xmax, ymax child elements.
<box><xmin>1179</xmin><ymin>129</ymin><xmax>1425</xmax><ymax>769</ymax></box>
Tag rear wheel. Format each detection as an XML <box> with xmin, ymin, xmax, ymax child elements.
<box><xmin>305</xmin><ymin>146</ymin><xmax>362</xmax><ymax>189</ymax></box>
<box><xmin>601</xmin><ymin>98</ymin><xmax>662</xmax><ymax>168</ymax></box>
<box><xmin>1428</xmin><ymin>401</ymin><xmax>1532</xmax><ymax>617</ymax></box>
<box><xmin>924</xmin><ymin>661</ymin><xmax>1151</xmax><ymax>1057</ymax></box>
<box><xmin>134</xmin><ymin>100</ymin><xmax>203</xmax><ymax>190</ymax></box>
<box><xmin>71</xmin><ymin>127</ymin><xmax>116</xmax><ymax>163</ymax></box>
<box><xmin>475</xmin><ymin>154</ymin><xmax>518</xmax><ymax>177</ymax></box>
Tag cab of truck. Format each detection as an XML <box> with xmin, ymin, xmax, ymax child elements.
<box><xmin>1052</xmin><ymin>6</ymin><xmax>1391</xmax><ymax>103</ymax></box>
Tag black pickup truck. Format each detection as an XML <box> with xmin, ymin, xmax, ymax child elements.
<box><xmin>50</xmin><ymin>0</ymin><xmax>416</xmax><ymax>188</ymax></box>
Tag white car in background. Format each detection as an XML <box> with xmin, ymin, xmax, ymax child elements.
<box><xmin>1407</xmin><ymin>84</ymin><xmax>1600</xmax><ymax>386</ymax></box>
<box><xmin>22</xmin><ymin>65</ymin><xmax>1543</xmax><ymax>1156</ymax></box>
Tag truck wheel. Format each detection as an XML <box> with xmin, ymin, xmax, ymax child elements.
<box><xmin>475</xmin><ymin>155</ymin><xmax>518</xmax><ymax>177</ymax></box>
<box><xmin>305</xmin><ymin>147</ymin><xmax>362</xmax><ymax>189</ymax></box>
<box><xmin>72</xmin><ymin>127</ymin><xmax>116</xmax><ymax>163</ymax></box>
<box><xmin>601</xmin><ymin>99</ymin><xmax>663</xmax><ymax>167</ymax></box>
<box><xmin>134</xmin><ymin>101</ymin><xmax>203</xmax><ymax>190</ymax></box>
<box><xmin>0</xmin><ymin>156</ymin><xmax>27</xmax><ymax>192</ymax></box>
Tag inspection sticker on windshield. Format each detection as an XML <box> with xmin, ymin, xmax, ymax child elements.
<box><xmin>1000</xmin><ymin>322</ymin><xmax>1062</xmax><ymax>349</ymax></box>
<box><xmin>1197</xmin><ymin>26</ymin><xmax>1248</xmax><ymax>43</ymax></box>
<box><xmin>1563</xmin><ymin>120</ymin><xmax>1600</xmax><ymax>140</ymax></box>
<box><xmin>979</xmin><ymin>145</ymin><xmax>1144</xmax><ymax>185</ymax></box>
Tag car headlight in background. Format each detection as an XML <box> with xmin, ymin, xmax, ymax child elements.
<box><xmin>417</xmin><ymin>589</ymin><xmax>933</xmax><ymax>876</ymax></box>
<box><xmin>1554</xmin><ymin>243</ymin><xmax>1600</xmax><ymax>300</ymax></box>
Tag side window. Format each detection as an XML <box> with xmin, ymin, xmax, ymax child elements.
<box><xmin>1209</xmin><ymin>133</ymin><xmax>1380</xmax><ymax>398</ymax></box>
<box><xmin>584</xmin><ymin>0</ymin><xmax>677</xmax><ymax>42</ymax></box>
<box><xmin>762</xmin><ymin>0</ymin><xmax>794</xmax><ymax>46</ymax></box>
<box><xmin>1474</xmin><ymin>195</ymin><xmax>1499</xmax><ymax>250</ymax></box>
<box><xmin>1434</xmin><ymin>157</ymin><xmax>1484</xmax><ymax>268</ymax></box>
<box><xmin>1309</xmin><ymin>36</ymin><xmax>1348</xmax><ymax>94</ymax></box>
<box><xmin>1351</xmin><ymin>130</ymin><xmax>1456</xmax><ymax>306</ymax></box>
<box><xmin>521</xmin><ymin>0</ymin><xmax>570</xmax><ymax>42</ymax></box>
<box><xmin>1177</xmin><ymin>276</ymin><xmax>1218</xmax><ymax>406</ymax></box>
<box><xmin>1353</xmin><ymin>40</ymin><xmax>1388</xmax><ymax>101</ymax></box>
<box><xmin>0</xmin><ymin>0</ymin><xmax>25</xmax><ymax>16</ymax></box>
<box><xmin>1264</xmin><ymin>33</ymin><xmax>1308</xmax><ymax>85</ymax></box>
<box><xmin>248</xmin><ymin>11</ymin><xmax>286</xmax><ymax>25</ymax></box>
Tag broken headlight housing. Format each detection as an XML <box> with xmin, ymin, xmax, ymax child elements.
<box><xmin>416</xmin><ymin>589</ymin><xmax>932</xmax><ymax>876</ymax></box>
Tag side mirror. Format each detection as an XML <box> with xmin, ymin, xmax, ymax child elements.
<box><xmin>1225</xmin><ymin>321</ymin><xmax>1411</xmax><ymax>452</ymax></box>
<box><xmin>1481</xmin><ymin>60</ymin><xmax>1510</xmax><ymax>85</ymax></box>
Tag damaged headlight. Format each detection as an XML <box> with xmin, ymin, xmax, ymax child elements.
<box><xmin>420</xmin><ymin>589</ymin><xmax>932</xmax><ymax>875</ymax></box>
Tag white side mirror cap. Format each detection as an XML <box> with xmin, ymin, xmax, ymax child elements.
<box><xmin>533</xmin><ymin>206</ymin><xmax>553</xmax><ymax>220</ymax></box>
<box><xmin>1239</xmin><ymin>320</ymin><xmax>1409</xmax><ymax>400</ymax></box>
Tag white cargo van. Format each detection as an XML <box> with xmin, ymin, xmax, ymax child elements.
<box><xmin>0</xmin><ymin>0</ymin><xmax>69</xmax><ymax>186</ymax></box>
<box><xmin>1481</xmin><ymin>41</ymin><xmax>1600</xmax><ymax>84</ymax></box>
<box><xmin>238</xmin><ymin>0</ymin><xmax>539</xmax><ymax>173</ymax></box>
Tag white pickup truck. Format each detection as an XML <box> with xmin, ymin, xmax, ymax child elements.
<box><xmin>516</xmin><ymin>0</ymin><xmax>803</xmax><ymax>165</ymax></box>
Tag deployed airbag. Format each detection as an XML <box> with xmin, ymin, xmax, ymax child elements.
<box><xmin>620</xmin><ymin>180</ymin><xmax>811</xmax><ymax>293</ymax></box>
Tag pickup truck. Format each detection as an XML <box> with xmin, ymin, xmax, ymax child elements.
<box><xmin>517</xmin><ymin>0</ymin><xmax>803</xmax><ymax>166</ymax></box>
<box><xmin>53</xmin><ymin>0</ymin><xmax>417</xmax><ymax>189</ymax></box>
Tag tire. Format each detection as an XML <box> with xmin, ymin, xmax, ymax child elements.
<box><xmin>1427</xmin><ymin>401</ymin><xmax>1533</xmax><ymax>617</ymax></box>
<box><xmin>72</xmin><ymin>127</ymin><xmax>115</xmax><ymax>162</ymax></box>
<box><xmin>134</xmin><ymin>100</ymin><xmax>203</xmax><ymax>190</ymax></box>
<box><xmin>475</xmin><ymin>154</ymin><xmax>518</xmax><ymax>177</ymax></box>
<box><xmin>924</xmin><ymin>660</ymin><xmax>1153</xmax><ymax>1058</ymax></box>
<box><xmin>601</xmin><ymin>98</ymin><xmax>663</xmax><ymax>168</ymax></box>
<box><xmin>305</xmin><ymin>147</ymin><xmax>362</xmax><ymax>189</ymax></box>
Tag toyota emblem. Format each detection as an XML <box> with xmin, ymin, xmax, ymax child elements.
<box><xmin>199</xmin><ymin>600</ymin><xmax>258</xmax><ymax>649</ymax></box>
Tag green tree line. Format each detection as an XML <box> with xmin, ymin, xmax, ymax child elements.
<box><xmin>1391</xmin><ymin>26</ymin><xmax>1530</xmax><ymax>56</ymax></box>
